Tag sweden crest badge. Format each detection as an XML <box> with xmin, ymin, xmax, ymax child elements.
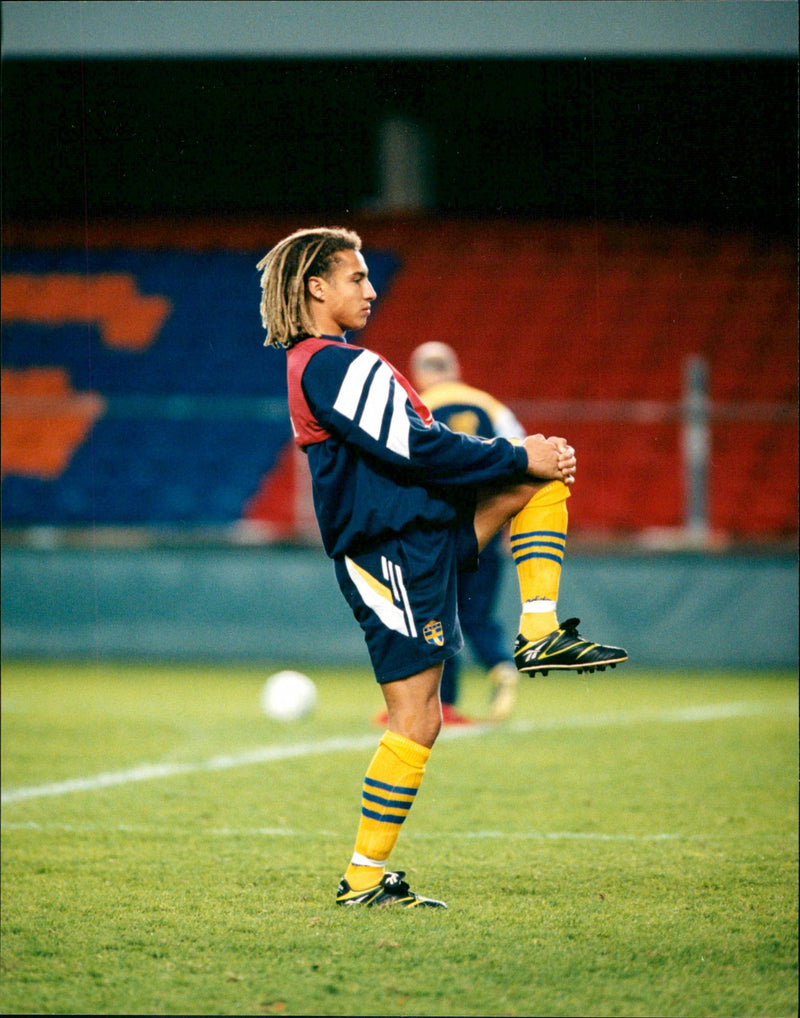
<box><xmin>423</xmin><ymin>619</ymin><xmax>444</xmax><ymax>647</ymax></box>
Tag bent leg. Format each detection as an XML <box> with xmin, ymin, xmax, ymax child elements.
<box><xmin>509</xmin><ymin>480</ymin><xmax>570</xmax><ymax>639</ymax></box>
<box><xmin>473</xmin><ymin>480</ymin><xmax>570</xmax><ymax>630</ymax></box>
<box><xmin>473</xmin><ymin>479</ymin><xmax>551</xmax><ymax>551</ymax></box>
<box><xmin>472</xmin><ymin>477</ymin><xmax>572</xmax><ymax>643</ymax></box>
<box><xmin>473</xmin><ymin>480</ymin><xmax>628</xmax><ymax>681</ymax></box>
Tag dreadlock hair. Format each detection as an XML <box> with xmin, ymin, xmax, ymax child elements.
<box><xmin>257</xmin><ymin>227</ymin><xmax>362</xmax><ymax>349</ymax></box>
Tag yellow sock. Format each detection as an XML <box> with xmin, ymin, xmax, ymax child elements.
<box><xmin>510</xmin><ymin>481</ymin><xmax>570</xmax><ymax>641</ymax></box>
<box><xmin>344</xmin><ymin>730</ymin><xmax>430</xmax><ymax>891</ymax></box>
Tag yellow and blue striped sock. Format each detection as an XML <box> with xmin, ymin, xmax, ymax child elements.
<box><xmin>510</xmin><ymin>480</ymin><xmax>570</xmax><ymax>641</ymax></box>
<box><xmin>344</xmin><ymin>730</ymin><xmax>430</xmax><ymax>891</ymax></box>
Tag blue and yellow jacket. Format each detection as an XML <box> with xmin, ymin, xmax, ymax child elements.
<box><xmin>420</xmin><ymin>380</ymin><xmax>526</xmax><ymax>443</ymax></box>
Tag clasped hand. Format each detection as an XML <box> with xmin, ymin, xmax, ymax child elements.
<box><xmin>522</xmin><ymin>433</ymin><xmax>577</xmax><ymax>485</ymax></box>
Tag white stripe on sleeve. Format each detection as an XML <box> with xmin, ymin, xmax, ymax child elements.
<box><xmin>359</xmin><ymin>362</ymin><xmax>393</xmax><ymax>440</ymax></box>
<box><xmin>386</xmin><ymin>377</ymin><xmax>411</xmax><ymax>458</ymax></box>
<box><xmin>333</xmin><ymin>350</ymin><xmax>381</xmax><ymax>421</ymax></box>
<box><xmin>332</xmin><ymin>349</ymin><xmax>412</xmax><ymax>458</ymax></box>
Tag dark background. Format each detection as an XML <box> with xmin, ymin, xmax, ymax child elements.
<box><xmin>2</xmin><ymin>56</ymin><xmax>796</xmax><ymax>234</ymax></box>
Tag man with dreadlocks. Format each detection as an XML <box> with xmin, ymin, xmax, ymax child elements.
<box><xmin>257</xmin><ymin>227</ymin><xmax>627</xmax><ymax>909</ymax></box>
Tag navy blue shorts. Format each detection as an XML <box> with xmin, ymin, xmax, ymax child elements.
<box><xmin>334</xmin><ymin>519</ymin><xmax>479</xmax><ymax>684</ymax></box>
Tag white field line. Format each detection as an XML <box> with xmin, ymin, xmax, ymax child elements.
<box><xmin>0</xmin><ymin>819</ymin><xmax>717</xmax><ymax>843</ymax></box>
<box><xmin>506</xmin><ymin>699</ymin><xmax>788</xmax><ymax>734</ymax></box>
<box><xmin>1</xmin><ymin>734</ymin><xmax>377</xmax><ymax>807</ymax></box>
<box><xmin>1</xmin><ymin>699</ymin><xmax>793</xmax><ymax>808</ymax></box>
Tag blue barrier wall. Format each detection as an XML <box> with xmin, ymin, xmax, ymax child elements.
<box><xmin>2</xmin><ymin>546</ymin><xmax>797</xmax><ymax>669</ymax></box>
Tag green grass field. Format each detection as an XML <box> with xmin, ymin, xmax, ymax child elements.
<box><xmin>1</xmin><ymin>660</ymin><xmax>797</xmax><ymax>1017</ymax></box>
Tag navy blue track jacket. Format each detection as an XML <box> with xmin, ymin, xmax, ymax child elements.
<box><xmin>286</xmin><ymin>335</ymin><xmax>530</xmax><ymax>558</ymax></box>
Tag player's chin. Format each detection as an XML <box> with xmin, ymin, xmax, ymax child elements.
<box><xmin>346</xmin><ymin>315</ymin><xmax>370</xmax><ymax>332</ymax></box>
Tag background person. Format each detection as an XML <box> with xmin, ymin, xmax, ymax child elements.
<box><xmin>409</xmin><ymin>341</ymin><xmax>525</xmax><ymax>724</ymax></box>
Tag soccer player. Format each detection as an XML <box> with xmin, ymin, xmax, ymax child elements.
<box><xmin>257</xmin><ymin>227</ymin><xmax>627</xmax><ymax>909</ymax></box>
<box><xmin>408</xmin><ymin>340</ymin><xmax>525</xmax><ymax>724</ymax></box>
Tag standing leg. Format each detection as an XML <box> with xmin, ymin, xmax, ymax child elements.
<box><xmin>336</xmin><ymin>665</ymin><xmax>447</xmax><ymax>908</ymax></box>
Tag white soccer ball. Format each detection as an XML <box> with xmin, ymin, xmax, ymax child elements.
<box><xmin>260</xmin><ymin>670</ymin><xmax>317</xmax><ymax>722</ymax></box>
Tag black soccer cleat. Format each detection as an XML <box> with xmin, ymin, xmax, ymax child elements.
<box><xmin>336</xmin><ymin>870</ymin><xmax>447</xmax><ymax>909</ymax></box>
<box><xmin>514</xmin><ymin>617</ymin><xmax>628</xmax><ymax>676</ymax></box>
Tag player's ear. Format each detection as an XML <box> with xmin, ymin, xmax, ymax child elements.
<box><xmin>307</xmin><ymin>275</ymin><xmax>326</xmax><ymax>302</ymax></box>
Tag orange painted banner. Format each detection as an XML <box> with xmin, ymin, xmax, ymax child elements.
<box><xmin>1</xmin><ymin>368</ymin><xmax>106</xmax><ymax>479</ymax></box>
<box><xmin>1</xmin><ymin>274</ymin><xmax>171</xmax><ymax>350</ymax></box>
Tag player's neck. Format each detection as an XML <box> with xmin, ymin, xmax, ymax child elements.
<box><xmin>309</xmin><ymin>310</ymin><xmax>345</xmax><ymax>339</ymax></box>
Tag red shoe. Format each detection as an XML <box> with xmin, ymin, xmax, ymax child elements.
<box><xmin>441</xmin><ymin>703</ymin><xmax>476</xmax><ymax>726</ymax></box>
